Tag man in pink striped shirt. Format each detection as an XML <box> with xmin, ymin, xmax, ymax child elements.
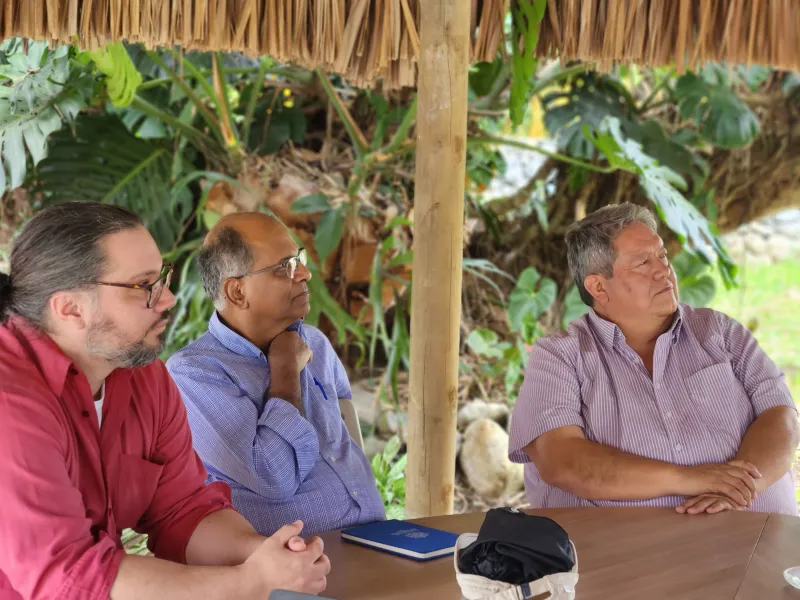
<box><xmin>509</xmin><ymin>203</ymin><xmax>799</xmax><ymax>515</ymax></box>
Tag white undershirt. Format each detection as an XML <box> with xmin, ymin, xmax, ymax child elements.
<box><xmin>94</xmin><ymin>382</ymin><xmax>105</xmax><ymax>427</ymax></box>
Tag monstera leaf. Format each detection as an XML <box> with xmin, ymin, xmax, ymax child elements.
<box><xmin>509</xmin><ymin>0</ymin><xmax>547</xmax><ymax>127</ymax></box>
<box><xmin>542</xmin><ymin>72</ymin><xmax>635</xmax><ymax>159</ymax></box>
<box><xmin>587</xmin><ymin>117</ymin><xmax>736</xmax><ymax>284</ymax></box>
<box><xmin>0</xmin><ymin>39</ymin><xmax>95</xmax><ymax>192</ymax></box>
<box><xmin>508</xmin><ymin>267</ymin><xmax>557</xmax><ymax>333</ymax></box>
<box><xmin>34</xmin><ymin>114</ymin><xmax>186</xmax><ymax>251</ymax></box>
<box><xmin>671</xmin><ymin>250</ymin><xmax>717</xmax><ymax>308</ymax></box>
<box><xmin>673</xmin><ymin>72</ymin><xmax>760</xmax><ymax>148</ymax></box>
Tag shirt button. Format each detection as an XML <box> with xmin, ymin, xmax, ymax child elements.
<box><xmin>675</xmin><ymin>444</ymin><xmax>683</xmax><ymax>452</ymax></box>
<box><xmin>665</xmin><ymin>411</ymin><xmax>673</xmax><ymax>418</ymax></box>
<box><xmin>81</xmin><ymin>410</ymin><xmax>90</xmax><ymax>418</ymax></box>
<box><xmin>330</xmin><ymin>456</ymin><xmax>336</xmax><ymax>462</ymax></box>
<box><xmin>353</xmin><ymin>490</ymin><xmax>358</xmax><ymax>496</ymax></box>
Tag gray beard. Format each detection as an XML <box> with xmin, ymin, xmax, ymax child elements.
<box><xmin>86</xmin><ymin>319</ymin><xmax>165</xmax><ymax>368</ymax></box>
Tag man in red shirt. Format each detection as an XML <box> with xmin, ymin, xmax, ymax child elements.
<box><xmin>0</xmin><ymin>202</ymin><xmax>330</xmax><ymax>600</ymax></box>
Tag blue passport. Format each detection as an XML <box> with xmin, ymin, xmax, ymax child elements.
<box><xmin>340</xmin><ymin>519</ymin><xmax>459</xmax><ymax>561</ymax></box>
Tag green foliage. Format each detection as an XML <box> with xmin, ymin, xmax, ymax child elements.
<box><xmin>370</xmin><ymin>436</ymin><xmax>407</xmax><ymax>519</ymax></box>
<box><xmin>562</xmin><ymin>285</ymin><xmax>589</xmax><ymax>328</ymax></box>
<box><xmin>508</xmin><ymin>267</ymin><xmax>557</xmax><ymax>335</ymax></box>
<box><xmin>121</xmin><ymin>529</ymin><xmax>150</xmax><ymax>556</ymax></box>
<box><xmin>509</xmin><ymin>0</ymin><xmax>547</xmax><ymax>127</ymax></box>
<box><xmin>671</xmin><ymin>250</ymin><xmax>717</xmax><ymax>308</ymax></box>
<box><xmin>84</xmin><ymin>42</ymin><xmax>142</xmax><ymax>108</ymax></box>
<box><xmin>673</xmin><ymin>72</ymin><xmax>760</xmax><ymax>148</ymax></box>
<box><xmin>34</xmin><ymin>114</ymin><xmax>189</xmax><ymax>251</ymax></box>
<box><xmin>466</xmin><ymin>328</ymin><xmax>527</xmax><ymax>395</ymax></box>
<box><xmin>0</xmin><ymin>40</ymin><xmax>95</xmax><ymax>193</ymax></box>
<box><xmin>586</xmin><ymin>117</ymin><xmax>736</xmax><ymax>285</ymax></box>
<box><xmin>314</xmin><ymin>207</ymin><xmax>346</xmax><ymax>268</ymax></box>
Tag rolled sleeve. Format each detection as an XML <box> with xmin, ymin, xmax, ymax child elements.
<box><xmin>0</xmin><ymin>389</ymin><xmax>125</xmax><ymax>600</ymax></box>
<box><xmin>718</xmin><ymin>312</ymin><xmax>796</xmax><ymax>416</ymax></box>
<box><xmin>138</xmin><ymin>367</ymin><xmax>233</xmax><ymax>563</ymax></box>
<box><xmin>508</xmin><ymin>337</ymin><xmax>584</xmax><ymax>463</ymax></box>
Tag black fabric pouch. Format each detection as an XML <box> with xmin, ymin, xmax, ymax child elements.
<box><xmin>457</xmin><ymin>508</ymin><xmax>575</xmax><ymax>585</ymax></box>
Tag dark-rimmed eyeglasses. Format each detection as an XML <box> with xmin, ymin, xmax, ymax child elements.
<box><xmin>232</xmin><ymin>248</ymin><xmax>307</xmax><ymax>281</ymax></box>
<box><xmin>89</xmin><ymin>264</ymin><xmax>174</xmax><ymax>309</ymax></box>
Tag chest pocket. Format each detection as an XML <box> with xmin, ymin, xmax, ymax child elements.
<box><xmin>111</xmin><ymin>454</ymin><xmax>164</xmax><ymax>530</ymax></box>
<box><xmin>685</xmin><ymin>362</ymin><xmax>753</xmax><ymax>440</ymax></box>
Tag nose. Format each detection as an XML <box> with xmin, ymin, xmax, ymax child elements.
<box><xmin>295</xmin><ymin>263</ymin><xmax>312</xmax><ymax>282</ymax></box>
<box><xmin>156</xmin><ymin>286</ymin><xmax>177</xmax><ymax>311</ymax></box>
<box><xmin>653</xmin><ymin>259</ymin><xmax>670</xmax><ymax>280</ymax></box>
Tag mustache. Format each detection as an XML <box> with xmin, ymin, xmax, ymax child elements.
<box><xmin>150</xmin><ymin>310</ymin><xmax>173</xmax><ymax>331</ymax></box>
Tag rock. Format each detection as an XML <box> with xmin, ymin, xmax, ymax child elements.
<box><xmin>362</xmin><ymin>436</ymin><xmax>388</xmax><ymax>460</ymax></box>
<box><xmin>746</xmin><ymin>221</ymin><xmax>771</xmax><ymax>237</ymax></box>
<box><xmin>768</xmin><ymin>235</ymin><xmax>797</xmax><ymax>262</ymax></box>
<box><xmin>457</xmin><ymin>399</ymin><xmax>510</xmax><ymax>430</ymax></box>
<box><xmin>743</xmin><ymin>233</ymin><xmax>768</xmax><ymax>256</ymax></box>
<box><xmin>375</xmin><ymin>409</ymin><xmax>408</xmax><ymax>444</ymax></box>
<box><xmin>459</xmin><ymin>419</ymin><xmax>524</xmax><ymax>500</ymax></box>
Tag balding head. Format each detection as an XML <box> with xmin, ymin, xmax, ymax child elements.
<box><xmin>198</xmin><ymin>212</ymin><xmax>285</xmax><ymax>311</ymax></box>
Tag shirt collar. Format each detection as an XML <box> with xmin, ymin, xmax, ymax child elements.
<box><xmin>588</xmin><ymin>304</ymin><xmax>685</xmax><ymax>350</ymax></box>
<box><xmin>207</xmin><ymin>312</ymin><xmax>304</xmax><ymax>359</ymax></box>
<box><xmin>3</xmin><ymin>316</ymin><xmax>133</xmax><ymax>397</ymax></box>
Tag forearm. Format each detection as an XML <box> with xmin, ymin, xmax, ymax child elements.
<box><xmin>268</xmin><ymin>366</ymin><xmax>303</xmax><ymax>415</ymax></box>
<box><xmin>531</xmin><ymin>438</ymin><xmax>685</xmax><ymax>501</ymax></box>
<box><xmin>185</xmin><ymin>509</ymin><xmax>265</xmax><ymax>566</ymax></box>
<box><xmin>111</xmin><ymin>554</ymin><xmax>256</xmax><ymax>600</ymax></box>
<box><xmin>735</xmin><ymin>406</ymin><xmax>800</xmax><ymax>491</ymax></box>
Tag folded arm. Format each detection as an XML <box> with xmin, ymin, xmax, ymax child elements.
<box><xmin>168</xmin><ymin>360</ymin><xmax>319</xmax><ymax>501</ymax></box>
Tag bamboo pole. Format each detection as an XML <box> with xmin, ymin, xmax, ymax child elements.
<box><xmin>406</xmin><ymin>0</ymin><xmax>468</xmax><ymax>519</ymax></box>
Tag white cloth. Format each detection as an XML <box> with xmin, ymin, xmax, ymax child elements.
<box><xmin>454</xmin><ymin>533</ymin><xmax>579</xmax><ymax>600</ymax></box>
<box><xmin>94</xmin><ymin>382</ymin><xmax>105</xmax><ymax>427</ymax></box>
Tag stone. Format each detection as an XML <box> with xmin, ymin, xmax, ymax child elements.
<box><xmin>459</xmin><ymin>418</ymin><xmax>524</xmax><ymax>500</ymax></box>
<box><xmin>743</xmin><ymin>233</ymin><xmax>768</xmax><ymax>256</ymax></box>
<box><xmin>457</xmin><ymin>399</ymin><xmax>510</xmax><ymax>430</ymax></box>
<box><xmin>768</xmin><ymin>235</ymin><xmax>798</xmax><ymax>262</ymax></box>
<box><xmin>375</xmin><ymin>409</ymin><xmax>408</xmax><ymax>444</ymax></box>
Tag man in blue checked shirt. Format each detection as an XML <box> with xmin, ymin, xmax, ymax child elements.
<box><xmin>167</xmin><ymin>212</ymin><xmax>385</xmax><ymax>536</ymax></box>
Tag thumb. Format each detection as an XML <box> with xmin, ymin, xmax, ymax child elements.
<box><xmin>272</xmin><ymin>520</ymin><xmax>304</xmax><ymax>544</ymax></box>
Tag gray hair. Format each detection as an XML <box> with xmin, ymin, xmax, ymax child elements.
<box><xmin>0</xmin><ymin>202</ymin><xmax>142</xmax><ymax>328</ymax></box>
<box><xmin>197</xmin><ymin>227</ymin><xmax>254</xmax><ymax>311</ymax></box>
<box><xmin>565</xmin><ymin>203</ymin><xmax>659</xmax><ymax>307</ymax></box>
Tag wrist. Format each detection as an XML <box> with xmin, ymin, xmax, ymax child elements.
<box><xmin>665</xmin><ymin>463</ymin><xmax>693</xmax><ymax>496</ymax></box>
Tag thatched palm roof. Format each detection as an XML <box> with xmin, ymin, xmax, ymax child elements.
<box><xmin>3</xmin><ymin>1</ymin><xmax>799</xmax><ymax>88</ymax></box>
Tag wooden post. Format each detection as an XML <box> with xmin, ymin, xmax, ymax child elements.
<box><xmin>406</xmin><ymin>0</ymin><xmax>469</xmax><ymax>518</ymax></box>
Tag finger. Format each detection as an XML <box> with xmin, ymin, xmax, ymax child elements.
<box><xmin>307</xmin><ymin>576</ymin><xmax>328</xmax><ymax>595</ymax></box>
<box><xmin>706</xmin><ymin>500</ymin><xmax>731</xmax><ymax>514</ymax></box>
<box><xmin>686</xmin><ymin>496</ymin><xmax>718</xmax><ymax>514</ymax></box>
<box><xmin>304</xmin><ymin>537</ymin><xmax>326</xmax><ymax>561</ymax></box>
<box><xmin>721</xmin><ymin>475</ymin><xmax>750</xmax><ymax>506</ymax></box>
<box><xmin>726</xmin><ymin>466</ymin><xmax>757</xmax><ymax>496</ymax></box>
<box><xmin>676</xmin><ymin>496</ymin><xmax>704</xmax><ymax>513</ymax></box>
<box><xmin>287</xmin><ymin>536</ymin><xmax>307</xmax><ymax>551</ymax></box>
<box><xmin>729</xmin><ymin>460</ymin><xmax>762</xmax><ymax>479</ymax></box>
<box><xmin>272</xmin><ymin>520</ymin><xmax>304</xmax><ymax>544</ymax></box>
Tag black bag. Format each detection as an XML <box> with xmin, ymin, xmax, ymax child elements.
<box><xmin>457</xmin><ymin>508</ymin><xmax>576</xmax><ymax>585</ymax></box>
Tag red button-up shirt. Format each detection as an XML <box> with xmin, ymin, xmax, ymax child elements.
<box><xmin>0</xmin><ymin>318</ymin><xmax>233</xmax><ymax>600</ymax></box>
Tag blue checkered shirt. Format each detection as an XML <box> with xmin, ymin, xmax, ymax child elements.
<box><xmin>167</xmin><ymin>312</ymin><xmax>385</xmax><ymax>535</ymax></box>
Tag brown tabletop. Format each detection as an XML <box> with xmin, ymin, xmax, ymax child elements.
<box><xmin>320</xmin><ymin>508</ymin><xmax>800</xmax><ymax>599</ymax></box>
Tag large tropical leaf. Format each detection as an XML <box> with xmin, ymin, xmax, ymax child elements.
<box><xmin>671</xmin><ymin>250</ymin><xmax>717</xmax><ymax>308</ymax></box>
<box><xmin>84</xmin><ymin>43</ymin><xmax>142</xmax><ymax>108</ymax></box>
<box><xmin>0</xmin><ymin>39</ymin><xmax>95</xmax><ymax>193</ymax></box>
<box><xmin>509</xmin><ymin>0</ymin><xmax>547</xmax><ymax>127</ymax></box>
<box><xmin>673</xmin><ymin>72</ymin><xmax>760</xmax><ymax>148</ymax></box>
<box><xmin>508</xmin><ymin>267</ymin><xmax>557</xmax><ymax>333</ymax></box>
<box><xmin>33</xmin><ymin>114</ymin><xmax>188</xmax><ymax>250</ymax></box>
<box><xmin>586</xmin><ymin>117</ymin><xmax>736</xmax><ymax>284</ymax></box>
<box><xmin>541</xmin><ymin>72</ymin><xmax>635</xmax><ymax>159</ymax></box>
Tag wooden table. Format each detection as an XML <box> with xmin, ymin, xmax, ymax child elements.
<box><xmin>320</xmin><ymin>508</ymin><xmax>800</xmax><ymax>599</ymax></box>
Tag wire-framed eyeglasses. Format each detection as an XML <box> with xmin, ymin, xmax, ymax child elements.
<box><xmin>90</xmin><ymin>264</ymin><xmax>174</xmax><ymax>309</ymax></box>
<box><xmin>232</xmin><ymin>248</ymin><xmax>307</xmax><ymax>281</ymax></box>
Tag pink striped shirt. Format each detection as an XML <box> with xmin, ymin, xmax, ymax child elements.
<box><xmin>508</xmin><ymin>304</ymin><xmax>797</xmax><ymax>515</ymax></box>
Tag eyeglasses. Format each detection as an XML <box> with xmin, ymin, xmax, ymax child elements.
<box><xmin>90</xmin><ymin>264</ymin><xmax>174</xmax><ymax>309</ymax></box>
<box><xmin>232</xmin><ymin>248</ymin><xmax>307</xmax><ymax>281</ymax></box>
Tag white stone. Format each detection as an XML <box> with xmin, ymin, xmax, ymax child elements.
<box><xmin>743</xmin><ymin>233</ymin><xmax>768</xmax><ymax>256</ymax></box>
<box><xmin>457</xmin><ymin>399</ymin><xmax>510</xmax><ymax>429</ymax></box>
<box><xmin>459</xmin><ymin>418</ymin><xmax>524</xmax><ymax>500</ymax></box>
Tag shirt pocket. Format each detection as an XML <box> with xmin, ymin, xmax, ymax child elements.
<box><xmin>685</xmin><ymin>362</ymin><xmax>753</xmax><ymax>440</ymax></box>
<box><xmin>111</xmin><ymin>454</ymin><xmax>164</xmax><ymax>530</ymax></box>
